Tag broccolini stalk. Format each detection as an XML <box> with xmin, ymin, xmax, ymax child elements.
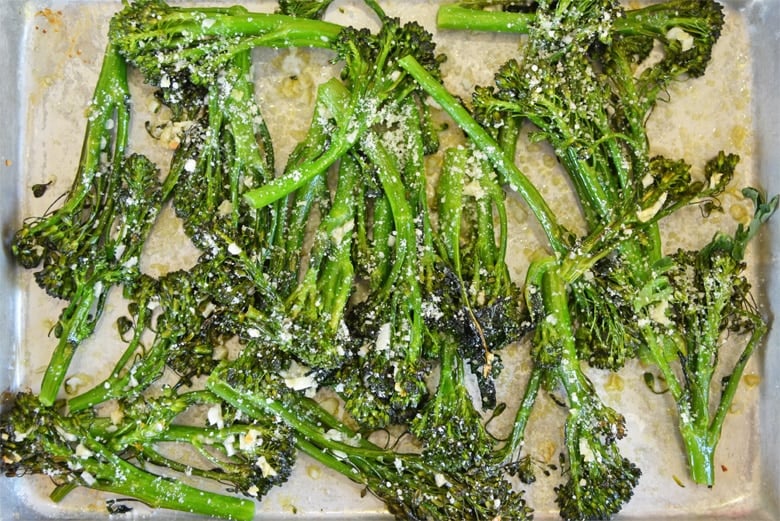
<box><xmin>39</xmin><ymin>153</ymin><xmax>164</xmax><ymax>407</ymax></box>
<box><xmin>469</xmin><ymin>0</ymin><xmax>726</xmax><ymax>223</ymax></box>
<box><xmin>434</xmin><ymin>145</ymin><xmax>525</xmax><ymax>397</ymax></box>
<box><xmin>270</xmin><ymin>150</ymin><xmax>359</xmax><ymax>369</ymax></box>
<box><xmin>110</xmin><ymin>0</ymin><xmax>342</xmax><ymax>87</ymax></box>
<box><xmin>633</xmin><ymin>189</ymin><xmax>777</xmax><ymax>485</ymax></box>
<box><xmin>263</xmin><ymin>80</ymin><xmax>341</xmax><ymax>295</ymax></box>
<box><xmin>398</xmin><ymin>54</ymin><xmax>569</xmax><ymax>257</ymax></box>
<box><xmin>213</xmin><ymin>82</ymin><xmax>356</xmax><ymax>372</ymax></box>
<box><xmin>244</xmin><ymin>16</ymin><xmax>444</xmax><ymax>209</ymax></box>
<box><xmin>83</xmin><ymin>388</ymin><xmax>297</xmax><ymax>501</ymax></box>
<box><xmin>437</xmin><ymin>3</ymin><xmax>534</xmax><ymax>33</ymax></box>
<box><xmin>11</xmin><ymin>45</ymin><xmax>140</xmax><ymax>407</ymax></box>
<box><xmin>0</xmin><ymin>393</ymin><xmax>256</xmax><ymax>521</ymax></box>
<box><xmin>437</xmin><ymin>0</ymin><xmax>725</xmax><ymax>71</ymax></box>
<box><xmin>298</xmin><ymin>76</ymin><xmax>437</xmax><ymax>429</ymax></box>
<box><xmin>172</xmin><ymin>49</ymin><xmax>275</xmax><ymax>263</ymax></box>
<box><xmin>533</xmin><ymin>266</ymin><xmax>641</xmax><ymax>521</ymax></box>
<box><xmin>438</xmin><ymin>0</ymin><xmax>729</xmax><ymax>289</ymax></box>
<box><xmin>332</xmin><ymin>128</ymin><xmax>429</xmax><ymax>428</ymax></box>
<box><xmin>409</xmin><ymin>330</ymin><xmax>497</xmax><ymax>470</ymax></box>
<box><xmin>207</xmin><ymin>346</ymin><xmax>534</xmax><ymax>521</ymax></box>
<box><xmin>66</xmin><ymin>266</ymin><xmax>209</xmax><ymax>411</ymax></box>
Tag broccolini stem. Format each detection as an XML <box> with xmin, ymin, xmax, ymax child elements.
<box><xmin>17</xmin><ymin>45</ymin><xmax>129</xmax><ymax>244</ymax></box>
<box><xmin>361</xmin><ymin>130</ymin><xmax>418</xmax><ymax>300</ymax></box>
<box><xmin>675</xmin><ymin>310</ymin><xmax>766</xmax><ymax>486</ymax></box>
<box><xmin>207</xmin><ymin>372</ymin><xmax>393</xmax><ymax>461</ymax></box>
<box><xmin>269</xmin><ymin>79</ymin><xmax>343</xmax><ymax>280</ymax></box>
<box><xmin>709</xmin><ymin>311</ymin><xmax>766</xmax><ymax>447</ymax></box>
<box><xmin>436</xmin><ymin>1</ymin><xmax>716</xmax><ymax>44</ymax></box>
<box><xmin>114</xmin><ymin>6</ymin><xmax>343</xmax><ymax>63</ymax></box>
<box><xmin>49</xmin><ymin>482</ymin><xmax>78</xmax><ymax>503</ymax></box>
<box><xmin>317</xmin><ymin>154</ymin><xmax>359</xmax><ymax>330</ymax></box>
<box><xmin>293</xmin><ymin>437</ymin><xmax>361</xmax><ymax>478</ymax></box>
<box><xmin>437</xmin><ymin>147</ymin><xmax>466</xmax><ymax>268</ymax></box>
<box><xmin>67</xmin><ymin>299</ymin><xmax>153</xmax><ymax>412</ymax></box>
<box><xmin>83</xmin><ymin>441</ymin><xmax>256</xmax><ymax>521</ymax></box>
<box><xmin>40</xmin><ymin>269</ymin><xmax>118</xmax><ymax>406</ymax></box>
<box><xmin>242</xmin><ymin>114</ymin><xmax>362</xmax><ymax>209</ymax></box>
<box><xmin>437</xmin><ymin>4</ymin><xmax>534</xmax><ymax>33</ymax></box>
<box><xmin>398</xmin><ymin>55</ymin><xmax>568</xmax><ymax>257</ymax></box>
<box><xmin>539</xmin><ymin>267</ymin><xmax>579</xmax><ymax>373</ymax></box>
<box><xmin>679</xmin><ymin>427</ymin><xmax>715</xmax><ymax>486</ymax></box>
<box><xmin>499</xmin><ymin>367</ymin><xmax>543</xmax><ymax>464</ymax></box>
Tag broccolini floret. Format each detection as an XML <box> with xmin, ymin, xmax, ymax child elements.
<box><xmin>10</xmin><ymin>47</ymin><xmax>151</xmax><ymax>407</ymax></box>
<box><xmin>631</xmin><ymin>189</ymin><xmax>777</xmax><ymax>485</ymax></box>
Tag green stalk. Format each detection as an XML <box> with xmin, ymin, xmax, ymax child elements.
<box><xmin>243</xmin><ymin>116</ymin><xmax>361</xmax><ymax>209</ymax></box>
<box><xmin>498</xmin><ymin>367</ymin><xmax>542</xmax><ymax>463</ymax></box>
<box><xmin>67</xmin><ymin>301</ymin><xmax>152</xmax><ymax>411</ymax></box>
<box><xmin>436</xmin><ymin>2</ymin><xmax>709</xmax><ymax>42</ymax></box>
<box><xmin>244</xmin><ymin>77</ymin><xmax>374</xmax><ymax>210</ymax></box>
<box><xmin>286</xmin><ymin>151</ymin><xmax>357</xmax><ymax>336</ymax></box>
<box><xmin>681</xmin><ymin>306</ymin><xmax>766</xmax><ymax>486</ymax></box>
<box><xmin>83</xmin><ymin>443</ymin><xmax>255</xmax><ymax>521</ymax></box>
<box><xmin>223</xmin><ymin>50</ymin><xmax>273</xmax><ymax>226</ymax></box>
<box><xmin>369</xmin><ymin>194</ymin><xmax>394</xmax><ymax>288</ymax></box>
<box><xmin>708</xmin><ymin>312</ymin><xmax>766</xmax><ymax>448</ymax></box>
<box><xmin>362</xmin><ymin>131</ymin><xmax>417</xmax><ymax>299</ymax></box>
<box><xmin>318</xmin><ymin>154</ymin><xmax>358</xmax><ymax>330</ymax></box>
<box><xmin>474</xmin><ymin>148</ymin><xmax>511</xmax><ymax>290</ymax></box>
<box><xmin>437</xmin><ymin>4</ymin><xmax>534</xmax><ymax>33</ymax></box>
<box><xmin>437</xmin><ymin>148</ymin><xmax>466</xmax><ymax>267</ymax></box>
<box><xmin>113</xmin><ymin>7</ymin><xmax>343</xmax><ymax>55</ymax></box>
<box><xmin>40</xmin><ymin>268</ymin><xmax>120</xmax><ymax>406</ymax></box>
<box><xmin>15</xmin><ymin>45</ymin><xmax>129</xmax><ymax>245</ymax></box>
<box><xmin>208</xmin><ymin>373</ymin><xmax>392</xmax><ymax>461</ymax></box>
<box><xmin>293</xmin><ymin>437</ymin><xmax>360</xmax><ymax>479</ymax></box>
<box><xmin>360</xmin><ymin>131</ymin><xmax>426</xmax><ymax>371</ymax></box>
<box><xmin>50</xmin><ymin>482</ymin><xmax>78</xmax><ymax>503</ymax></box>
<box><xmin>398</xmin><ymin>55</ymin><xmax>567</xmax><ymax>257</ymax></box>
<box><xmin>678</xmin><ymin>422</ymin><xmax>714</xmax><ymax>486</ymax></box>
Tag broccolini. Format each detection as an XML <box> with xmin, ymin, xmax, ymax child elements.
<box><xmin>2</xmin><ymin>0</ymin><xmax>775</xmax><ymax>520</ymax></box>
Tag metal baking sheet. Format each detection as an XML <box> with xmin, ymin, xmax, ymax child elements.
<box><xmin>1</xmin><ymin>0</ymin><xmax>778</xmax><ymax>519</ymax></box>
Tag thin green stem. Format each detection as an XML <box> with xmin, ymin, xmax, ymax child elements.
<box><xmin>437</xmin><ymin>4</ymin><xmax>534</xmax><ymax>33</ymax></box>
<box><xmin>85</xmin><ymin>444</ymin><xmax>255</xmax><ymax>521</ymax></box>
<box><xmin>499</xmin><ymin>367</ymin><xmax>542</xmax><ymax>463</ymax></box>
<box><xmin>399</xmin><ymin>55</ymin><xmax>567</xmax><ymax>257</ymax></box>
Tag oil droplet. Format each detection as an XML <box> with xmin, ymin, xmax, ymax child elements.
<box><xmin>729</xmin><ymin>203</ymin><xmax>749</xmax><ymax>225</ymax></box>
<box><xmin>542</xmin><ymin>154</ymin><xmax>557</xmax><ymax>169</ymax></box>
<box><xmin>605</xmin><ymin>373</ymin><xmax>624</xmax><ymax>392</ymax></box>
<box><xmin>539</xmin><ymin>440</ymin><xmax>557</xmax><ymax>463</ymax></box>
<box><xmin>307</xmin><ymin>464</ymin><xmax>322</xmax><ymax>480</ymax></box>
<box><xmin>278</xmin><ymin>496</ymin><xmax>298</xmax><ymax>515</ymax></box>
<box><xmin>729</xmin><ymin>124</ymin><xmax>748</xmax><ymax>149</ymax></box>
<box><xmin>743</xmin><ymin>373</ymin><xmax>761</xmax><ymax>388</ymax></box>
